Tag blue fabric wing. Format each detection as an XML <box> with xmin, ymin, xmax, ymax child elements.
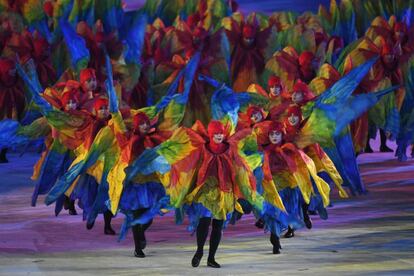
<box><xmin>323</xmin><ymin>130</ymin><xmax>366</xmax><ymax>195</ymax></box>
<box><xmin>45</xmin><ymin>148</ymin><xmax>103</xmax><ymax>205</ymax></box>
<box><xmin>60</xmin><ymin>19</ymin><xmax>90</xmax><ymax>71</ymax></box>
<box><xmin>124</xmin><ymin>146</ymin><xmax>170</xmax><ymax>184</ymax></box>
<box><xmin>334</xmin><ymin>85</ymin><xmax>399</xmax><ymax>136</ymax></box>
<box><xmin>120</xmin><ymin>12</ymin><xmax>148</xmax><ymax>65</ymax></box>
<box><xmin>15</xmin><ymin>63</ymin><xmax>52</xmax><ymax>114</ymax></box>
<box><xmin>315</xmin><ymin>57</ymin><xmax>377</xmax><ymax>107</ymax></box>
<box><xmin>32</xmin><ymin>148</ymin><xmax>73</xmax><ymax>206</ymax></box>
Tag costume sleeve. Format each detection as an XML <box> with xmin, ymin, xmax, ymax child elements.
<box><xmin>0</xmin><ymin>117</ymin><xmax>50</xmax><ymax>149</ymax></box>
<box><xmin>45</xmin><ymin>126</ymin><xmax>116</xmax><ymax>205</ymax></box>
<box><xmin>155</xmin><ymin>127</ymin><xmax>204</xmax><ymax>207</ymax></box>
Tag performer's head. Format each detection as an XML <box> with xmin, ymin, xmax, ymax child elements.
<box><xmin>193</xmin><ymin>27</ymin><xmax>208</xmax><ymax>45</ymax></box>
<box><xmin>268</xmin><ymin>76</ymin><xmax>283</xmax><ymax>97</ymax></box>
<box><xmin>133</xmin><ymin>112</ymin><xmax>150</xmax><ymax>134</ymax></box>
<box><xmin>299</xmin><ymin>51</ymin><xmax>318</xmax><ymax>70</ymax></box>
<box><xmin>247</xmin><ymin>106</ymin><xmax>264</xmax><ymax>124</ymax></box>
<box><xmin>62</xmin><ymin>90</ymin><xmax>80</xmax><ymax>111</ymax></box>
<box><xmin>0</xmin><ymin>58</ymin><xmax>16</xmax><ymax>84</ymax></box>
<box><xmin>43</xmin><ymin>1</ymin><xmax>54</xmax><ymax>17</ymax></box>
<box><xmin>268</xmin><ymin>121</ymin><xmax>284</xmax><ymax>145</ymax></box>
<box><xmin>93</xmin><ymin>98</ymin><xmax>109</xmax><ymax>119</ymax></box>
<box><xmin>187</xmin><ymin>14</ymin><xmax>200</xmax><ymax>28</ymax></box>
<box><xmin>242</xmin><ymin>25</ymin><xmax>256</xmax><ymax>46</ymax></box>
<box><xmin>208</xmin><ymin>120</ymin><xmax>226</xmax><ymax>144</ymax></box>
<box><xmin>80</xmin><ymin>68</ymin><xmax>97</xmax><ymax>92</ymax></box>
<box><xmin>314</xmin><ymin>31</ymin><xmax>328</xmax><ymax>46</ymax></box>
<box><xmin>286</xmin><ymin>105</ymin><xmax>302</xmax><ymax>127</ymax></box>
<box><xmin>393</xmin><ymin>22</ymin><xmax>407</xmax><ymax>42</ymax></box>
<box><xmin>381</xmin><ymin>43</ymin><xmax>396</xmax><ymax>64</ymax></box>
<box><xmin>291</xmin><ymin>80</ymin><xmax>312</xmax><ymax>104</ymax></box>
<box><xmin>33</xmin><ymin>36</ymin><xmax>50</xmax><ymax>59</ymax></box>
<box><xmin>95</xmin><ymin>20</ymin><xmax>105</xmax><ymax>45</ymax></box>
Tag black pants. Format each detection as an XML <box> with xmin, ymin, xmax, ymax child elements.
<box><xmin>0</xmin><ymin>148</ymin><xmax>8</xmax><ymax>162</ymax></box>
<box><xmin>132</xmin><ymin>208</ymin><xmax>153</xmax><ymax>251</ymax></box>
<box><xmin>195</xmin><ymin>217</ymin><xmax>224</xmax><ymax>261</ymax></box>
<box><xmin>103</xmin><ymin>210</ymin><xmax>113</xmax><ymax>229</ymax></box>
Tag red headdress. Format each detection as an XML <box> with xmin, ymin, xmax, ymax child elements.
<box><xmin>268</xmin><ymin>121</ymin><xmax>284</xmax><ymax>134</ymax></box>
<box><xmin>298</xmin><ymin>51</ymin><xmax>315</xmax><ymax>66</ymax></box>
<box><xmin>133</xmin><ymin>112</ymin><xmax>150</xmax><ymax>128</ymax></box>
<box><xmin>268</xmin><ymin>75</ymin><xmax>281</xmax><ymax>88</ymax></box>
<box><xmin>208</xmin><ymin>120</ymin><xmax>225</xmax><ymax>137</ymax></box>
<box><xmin>382</xmin><ymin>43</ymin><xmax>394</xmax><ymax>56</ymax></box>
<box><xmin>394</xmin><ymin>22</ymin><xmax>407</xmax><ymax>34</ymax></box>
<box><xmin>95</xmin><ymin>21</ymin><xmax>106</xmax><ymax>44</ymax></box>
<box><xmin>290</xmin><ymin>80</ymin><xmax>315</xmax><ymax>103</ymax></box>
<box><xmin>187</xmin><ymin>14</ymin><xmax>201</xmax><ymax>28</ymax></box>
<box><xmin>286</xmin><ymin>105</ymin><xmax>302</xmax><ymax>119</ymax></box>
<box><xmin>80</xmin><ymin>68</ymin><xmax>96</xmax><ymax>85</ymax></box>
<box><xmin>242</xmin><ymin>24</ymin><xmax>256</xmax><ymax>39</ymax></box>
<box><xmin>61</xmin><ymin>89</ymin><xmax>80</xmax><ymax>108</ymax></box>
<box><xmin>33</xmin><ymin>36</ymin><xmax>49</xmax><ymax>59</ymax></box>
<box><xmin>93</xmin><ymin>97</ymin><xmax>108</xmax><ymax>112</ymax></box>
<box><xmin>193</xmin><ymin>27</ymin><xmax>208</xmax><ymax>40</ymax></box>
<box><xmin>43</xmin><ymin>1</ymin><xmax>54</xmax><ymax>17</ymax></box>
<box><xmin>207</xmin><ymin>120</ymin><xmax>227</xmax><ymax>153</ymax></box>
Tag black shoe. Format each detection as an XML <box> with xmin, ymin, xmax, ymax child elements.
<box><xmin>284</xmin><ymin>228</ymin><xmax>295</xmax><ymax>238</ymax></box>
<box><xmin>271</xmin><ymin>239</ymin><xmax>281</xmax><ymax>254</ymax></box>
<box><xmin>255</xmin><ymin>219</ymin><xmax>265</xmax><ymax>229</ymax></box>
<box><xmin>207</xmin><ymin>259</ymin><xmax>221</xmax><ymax>268</ymax></box>
<box><xmin>104</xmin><ymin>226</ymin><xmax>116</xmax><ymax>235</ymax></box>
<box><xmin>134</xmin><ymin>249</ymin><xmax>145</xmax><ymax>258</ymax></box>
<box><xmin>191</xmin><ymin>253</ymin><xmax>202</xmax><ymax>267</ymax></box>
<box><xmin>86</xmin><ymin>221</ymin><xmax>94</xmax><ymax>230</ymax></box>
<box><xmin>364</xmin><ymin>145</ymin><xmax>373</xmax><ymax>153</ymax></box>
<box><xmin>0</xmin><ymin>157</ymin><xmax>8</xmax><ymax>163</ymax></box>
<box><xmin>380</xmin><ymin>145</ymin><xmax>393</xmax><ymax>153</ymax></box>
<box><xmin>304</xmin><ymin>217</ymin><xmax>313</xmax><ymax>229</ymax></box>
<box><xmin>68</xmin><ymin>208</ymin><xmax>77</xmax><ymax>216</ymax></box>
<box><xmin>273</xmin><ymin>246</ymin><xmax>281</xmax><ymax>254</ymax></box>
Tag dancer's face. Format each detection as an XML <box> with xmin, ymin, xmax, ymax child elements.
<box><xmin>288</xmin><ymin>114</ymin><xmax>300</xmax><ymax>126</ymax></box>
<box><xmin>97</xmin><ymin>105</ymin><xmax>109</xmax><ymax>119</ymax></box>
<box><xmin>250</xmin><ymin>111</ymin><xmax>263</xmax><ymax>124</ymax></box>
<box><xmin>212</xmin><ymin>133</ymin><xmax>225</xmax><ymax>144</ymax></box>
<box><xmin>65</xmin><ymin>99</ymin><xmax>77</xmax><ymax>111</ymax></box>
<box><xmin>138</xmin><ymin>121</ymin><xmax>150</xmax><ymax>134</ymax></box>
<box><xmin>243</xmin><ymin>37</ymin><xmax>254</xmax><ymax>46</ymax></box>
<box><xmin>394</xmin><ymin>31</ymin><xmax>405</xmax><ymax>41</ymax></box>
<box><xmin>269</xmin><ymin>130</ymin><xmax>283</xmax><ymax>144</ymax></box>
<box><xmin>270</xmin><ymin>85</ymin><xmax>281</xmax><ymax>97</ymax></box>
<box><xmin>383</xmin><ymin>53</ymin><xmax>395</xmax><ymax>64</ymax></box>
<box><xmin>292</xmin><ymin>91</ymin><xmax>304</xmax><ymax>104</ymax></box>
<box><xmin>84</xmin><ymin>77</ymin><xmax>97</xmax><ymax>91</ymax></box>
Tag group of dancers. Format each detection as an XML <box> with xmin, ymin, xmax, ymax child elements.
<box><xmin>1</xmin><ymin>0</ymin><xmax>414</xmax><ymax>269</ymax></box>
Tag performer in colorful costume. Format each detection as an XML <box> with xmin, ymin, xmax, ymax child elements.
<box><xmin>0</xmin><ymin>58</ymin><xmax>26</xmax><ymax>163</ymax></box>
